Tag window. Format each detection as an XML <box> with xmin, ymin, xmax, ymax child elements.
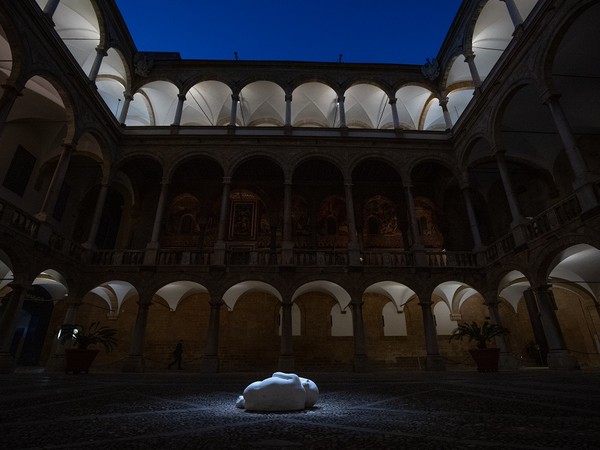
<box><xmin>3</xmin><ymin>146</ymin><xmax>36</xmax><ymax>196</ymax></box>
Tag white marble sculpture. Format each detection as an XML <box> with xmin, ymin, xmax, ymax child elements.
<box><xmin>236</xmin><ymin>372</ymin><xmax>319</xmax><ymax>411</ymax></box>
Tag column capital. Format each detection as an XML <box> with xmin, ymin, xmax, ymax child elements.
<box><xmin>177</xmin><ymin>93</ymin><xmax>186</xmax><ymax>101</ymax></box>
<box><xmin>285</xmin><ymin>93</ymin><xmax>293</xmax><ymax>102</ymax></box>
<box><xmin>123</xmin><ymin>93</ymin><xmax>134</xmax><ymax>101</ymax></box>
<box><xmin>1</xmin><ymin>83</ymin><xmax>23</xmax><ymax>97</ymax></box>
<box><xmin>438</xmin><ymin>97</ymin><xmax>449</xmax><ymax>108</ymax></box>
<box><xmin>231</xmin><ymin>93</ymin><xmax>240</xmax><ymax>102</ymax></box>
<box><xmin>222</xmin><ymin>176</ymin><xmax>232</xmax><ymax>184</ymax></box>
<box><xmin>209</xmin><ymin>298</ymin><xmax>224</xmax><ymax>307</ymax></box>
<box><xmin>350</xmin><ymin>297</ymin><xmax>364</xmax><ymax>306</ymax></box>
<box><xmin>61</xmin><ymin>141</ymin><xmax>77</xmax><ymax>154</ymax></box>
<box><xmin>281</xmin><ymin>297</ymin><xmax>294</xmax><ymax>306</ymax></box>
<box><xmin>137</xmin><ymin>298</ymin><xmax>153</xmax><ymax>308</ymax></box>
<box><xmin>532</xmin><ymin>283</ymin><xmax>552</xmax><ymax>292</ymax></box>
<box><xmin>492</xmin><ymin>144</ymin><xmax>507</xmax><ymax>156</ymax></box>
<box><xmin>95</xmin><ymin>46</ymin><xmax>108</xmax><ymax>57</ymax></box>
<box><xmin>160</xmin><ymin>177</ymin><xmax>170</xmax><ymax>185</ymax></box>
<box><xmin>459</xmin><ymin>180</ymin><xmax>471</xmax><ymax>191</ymax></box>
<box><xmin>540</xmin><ymin>89</ymin><xmax>560</xmax><ymax>105</ymax></box>
<box><xmin>337</xmin><ymin>96</ymin><xmax>345</xmax><ymax>103</ymax></box>
<box><xmin>388</xmin><ymin>97</ymin><xmax>397</xmax><ymax>105</ymax></box>
<box><xmin>7</xmin><ymin>282</ymin><xmax>24</xmax><ymax>292</ymax></box>
<box><xmin>464</xmin><ymin>50</ymin><xmax>475</xmax><ymax>61</ymax></box>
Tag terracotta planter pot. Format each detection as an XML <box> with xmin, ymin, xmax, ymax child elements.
<box><xmin>468</xmin><ymin>348</ymin><xmax>500</xmax><ymax>372</ymax></box>
<box><xmin>64</xmin><ymin>349</ymin><xmax>100</xmax><ymax>374</ymax></box>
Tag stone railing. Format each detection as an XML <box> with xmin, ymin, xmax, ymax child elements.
<box><xmin>0</xmin><ymin>199</ymin><xmax>39</xmax><ymax>239</ymax></box>
<box><xmin>227</xmin><ymin>248</ymin><xmax>281</xmax><ymax>266</ymax></box>
<box><xmin>526</xmin><ymin>194</ymin><xmax>581</xmax><ymax>240</ymax></box>
<box><xmin>293</xmin><ymin>249</ymin><xmax>348</xmax><ymax>266</ymax></box>
<box><xmin>425</xmin><ymin>251</ymin><xmax>478</xmax><ymax>268</ymax></box>
<box><xmin>361</xmin><ymin>250</ymin><xmax>412</xmax><ymax>267</ymax></box>
<box><xmin>91</xmin><ymin>249</ymin><xmax>145</xmax><ymax>266</ymax></box>
<box><xmin>158</xmin><ymin>248</ymin><xmax>213</xmax><ymax>265</ymax></box>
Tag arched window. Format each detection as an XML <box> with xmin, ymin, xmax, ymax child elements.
<box><xmin>179</xmin><ymin>214</ymin><xmax>194</xmax><ymax>234</ymax></box>
<box><xmin>367</xmin><ymin>216</ymin><xmax>380</xmax><ymax>235</ymax></box>
<box><xmin>326</xmin><ymin>216</ymin><xmax>337</xmax><ymax>235</ymax></box>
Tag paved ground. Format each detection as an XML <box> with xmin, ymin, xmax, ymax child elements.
<box><xmin>1</xmin><ymin>369</ymin><xmax>599</xmax><ymax>449</ymax></box>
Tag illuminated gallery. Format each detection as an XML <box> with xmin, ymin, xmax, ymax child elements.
<box><xmin>0</xmin><ymin>0</ymin><xmax>599</xmax><ymax>374</ymax></box>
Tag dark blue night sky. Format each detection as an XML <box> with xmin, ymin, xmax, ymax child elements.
<box><xmin>115</xmin><ymin>0</ymin><xmax>463</xmax><ymax>64</ymax></box>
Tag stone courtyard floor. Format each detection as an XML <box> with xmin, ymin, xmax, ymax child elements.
<box><xmin>1</xmin><ymin>369</ymin><xmax>599</xmax><ymax>449</ymax></box>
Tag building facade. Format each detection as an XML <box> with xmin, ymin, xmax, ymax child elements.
<box><xmin>0</xmin><ymin>0</ymin><xmax>599</xmax><ymax>373</ymax></box>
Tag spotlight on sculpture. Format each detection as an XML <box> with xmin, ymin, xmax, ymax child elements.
<box><xmin>236</xmin><ymin>372</ymin><xmax>319</xmax><ymax>412</ymax></box>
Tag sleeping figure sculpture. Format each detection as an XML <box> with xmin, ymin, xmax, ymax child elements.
<box><xmin>236</xmin><ymin>372</ymin><xmax>319</xmax><ymax>411</ymax></box>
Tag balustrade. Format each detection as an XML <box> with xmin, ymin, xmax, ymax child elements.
<box><xmin>1</xmin><ymin>181</ymin><xmax>597</xmax><ymax>271</ymax></box>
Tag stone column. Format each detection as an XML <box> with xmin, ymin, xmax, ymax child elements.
<box><xmin>337</xmin><ymin>96</ymin><xmax>347</xmax><ymax>128</ymax></box>
<box><xmin>122</xmin><ymin>295</ymin><xmax>152</xmax><ymax>372</ymax></box>
<box><xmin>118</xmin><ymin>94</ymin><xmax>133</xmax><ymax>125</ymax></box>
<box><xmin>144</xmin><ymin>178</ymin><xmax>169</xmax><ymax>264</ymax></box>
<box><xmin>0</xmin><ymin>284</ymin><xmax>26</xmax><ymax>373</ymax></box>
<box><xmin>542</xmin><ymin>91</ymin><xmax>596</xmax><ymax>211</ymax></box>
<box><xmin>404</xmin><ymin>184</ymin><xmax>426</xmax><ymax>265</ymax></box>
<box><xmin>229</xmin><ymin>94</ymin><xmax>239</xmax><ymax>126</ymax></box>
<box><xmin>83</xmin><ymin>179</ymin><xmax>109</xmax><ymax>249</ymax></box>
<box><xmin>284</xmin><ymin>93</ymin><xmax>292</xmax><ymax>127</ymax></box>
<box><xmin>200</xmin><ymin>297</ymin><xmax>222</xmax><ymax>373</ymax></box>
<box><xmin>350</xmin><ymin>296</ymin><xmax>368</xmax><ymax>372</ymax></box>
<box><xmin>464</xmin><ymin>51</ymin><xmax>482</xmax><ymax>88</ymax></box>
<box><xmin>523</xmin><ymin>288</ymin><xmax>548</xmax><ymax>364</ymax></box>
<box><xmin>37</xmin><ymin>142</ymin><xmax>75</xmax><ymax>222</ymax></box>
<box><xmin>0</xmin><ymin>84</ymin><xmax>22</xmax><ymax>137</ymax></box>
<box><xmin>149</xmin><ymin>179</ymin><xmax>169</xmax><ymax>246</ymax></box>
<box><xmin>43</xmin><ymin>0</ymin><xmax>61</xmax><ymax>18</ymax></box>
<box><xmin>278</xmin><ymin>298</ymin><xmax>294</xmax><ymax>372</ymax></box>
<box><xmin>282</xmin><ymin>179</ymin><xmax>293</xmax><ymax>265</ymax></box>
<box><xmin>88</xmin><ymin>47</ymin><xmax>107</xmax><ymax>82</ymax></box>
<box><xmin>460</xmin><ymin>184</ymin><xmax>483</xmax><ymax>249</ymax></box>
<box><xmin>439</xmin><ymin>97</ymin><xmax>453</xmax><ymax>130</ymax></box>
<box><xmin>484</xmin><ymin>292</ymin><xmax>518</xmax><ymax>369</ymax></box>
<box><xmin>495</xmin><ymin>150</ymin><xmax>525</xmax><ymax>226</ymax></box>
<box><xmin>45</xmin><ymin>297</ymin><xmax>80</xmax><ymax>372</ymax></box>
<box><xmin>418</xmin><ymin>289</ymin><xmax>445</xmax><ymax>370</ymax></box>
<box><xmin>532</xmin><ymin>285</ymin><xmax>579</xmax><ymax>369</ymax></box>
<box><xmin>344</xmin><ymin>180</ymin><xmax>360</xmax><ymax>265</ymax></box>
<box><xmin>172</xmin><ymin>94</ymin><xmax>186</xmax><ymax>126</ymax></box>
<box><xmin>500</xmin><ymin>0</ymin><xmax>523</xmax><ymax>29</ymax></box>
<box><xmin>214</xmin><ymin>177</ymin><xmax>231</xmax><ymax>265</ymax></box>
<box><xmin>389</xmin><ymin>98</ymin><xmax>400</xmax><ymax>130</ymax></box>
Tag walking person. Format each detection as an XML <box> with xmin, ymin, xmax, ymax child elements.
<box><xmin>168</xmin><ymin>339</ymin><xmax>183</xmax><ymax>370</ymax></box>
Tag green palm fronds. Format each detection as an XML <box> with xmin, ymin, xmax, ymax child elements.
<box><xmin>449</xmin><ymin>321</ymin><xmax>508</xmax><ymax>349</ymax></box>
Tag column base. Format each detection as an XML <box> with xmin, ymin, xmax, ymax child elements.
<box><xmin>199</xmin><ymin>355</ymin><xmax>219</xmax><ymax>373</ymax></box>
<box><xmin>425</xmin><ymin>354</ymin><xmax>446</xmax><ymax>371</ymax></box>
<box><xmin>212</xmin><ymin>241</ymin><xmax>226</xmax><ymax>266</ymax></box>
<box><xmin>143</xmin><ymin>243</ymin><xmax>159</xmax><ymax>265</ymax></box>
<box><xmin>498</xmin><ymin>352</ymin><xmax>520</xmax><ymax>370</ymax></box>
<box><xmin>121</xmin><ymin>355</ymin><xmax>145</xmax><ymax>373</ymax></box>
<box><xmin>278</xmin><ymin>355</ymin><xmax>295</xmax><ymax>373</ymax></box>
<box><xmin>353</xmin><ymin>354</ymin><xmax>369</xmax><ymax>373</ymax></box>
<box><xmin>0</xmin><ymin>352</ymin><xmax>16</xmax><ymax>374</ymax></box>
<box><xmin>547</xmin><ymin>350</ymin><xmax>580</xmax><ymax>370</ymax></box>
<box><xmin>45</xmin><ymin>354</ymin><xmax>66</xmax><ymax>373</ymax></box>
<box><xmin>575</xmin><ymin>182</ymin><xmax>599</xmax><ymax>213</ymax></box>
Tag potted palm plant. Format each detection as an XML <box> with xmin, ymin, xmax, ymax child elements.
<box><xmin>449</xmin><ymin>321</ymin><xmax>508</xmax><ymax>372</ymax></box>
<box><xmin>59</xmin><ymin>322</ymin><xmax>118</xmax><ymax>374</ymax></box>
